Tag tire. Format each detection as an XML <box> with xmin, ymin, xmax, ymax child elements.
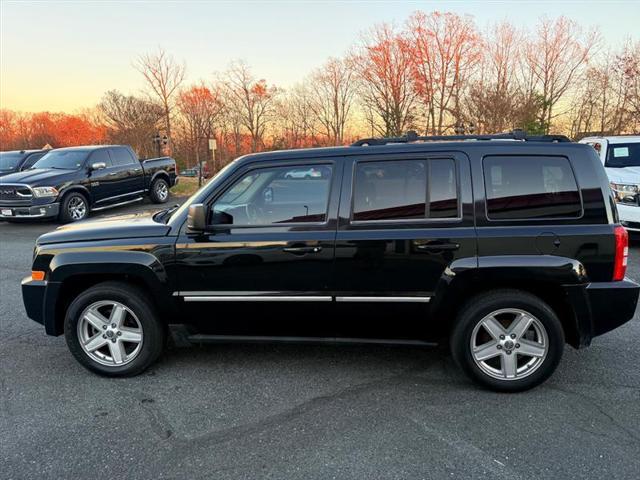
<box><xmin>450</xmin><ymin>290</ymin><xmax>564</xmax><ymax>392</ymax></box>
<box><xmin>59</xmin><ymin>192</ymin><xmax>89</xmax><ymax>223</ymax></box>
<box><xmin>64</xmin><ymin>281</ymin><xmax>166</xmax><ymax>377</ymax></box>
<box><xmin>149</xmin><ymin>177</ymin><xmax>169</xmax><ymax>204</ymax></box>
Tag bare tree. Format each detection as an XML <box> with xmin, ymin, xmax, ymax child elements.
<box><xmin>221</xmin><ymin>61</ymin><xmax>277</xmax><ymax>152</ymax></box>
<box><xmin>522</xmin><ymin>16</ymin><xmax>599</xmax><ymax>132</ymax></box>
<box><xmin>351</xmin><ymin>24</ymin><xmax>417</xmax><ymax>137</ymax></box>
<box><xmin>98</xmin><ymin>90</ymin><xmax>164</xmax><ymax>158</ymax></box>
<box><xmin>134</xmin><ymin>47</ymin><xmax>186</xmax><ymax>152</ymax></box>
<box><xmin>308</xmin><ymin>57</ymin><xmax>356</xmax><ymax>145</ymax></box>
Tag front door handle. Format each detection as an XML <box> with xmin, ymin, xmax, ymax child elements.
<box><xmin>415</xmin><ymin>241</ymin><xmax>460</xmax><ymax>251</ymax></box>
<box><xmin>283</xmin><ymin>246</ymin><xmax>323</xmax><ymax>255</ymax></box>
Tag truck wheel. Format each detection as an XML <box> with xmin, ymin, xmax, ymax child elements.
<box><xmin>450</xmin><ymin>290</ymin><xmax>564</xmax><ymax>392</ymax></box>
<box><xmin>64</xmin><ymin>281</ymin><xmax>165</xmax><ymax>377</ymax></box>
<box><xmin>149</xmin><ymin>178</ymin><xmax>169</xmax><ymax>203</ymax></box>
<box><xmin>59</xmin><ymin>192</ymin><xmax>89</xmax><ymax>223</ymax></box>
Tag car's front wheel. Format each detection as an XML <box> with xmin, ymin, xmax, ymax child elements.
<box><xmin>450</xmin><ymin>290</ymin><xmax>564</xmax><ymax>392</ymax></box>
<box><xmin>64</xmin><ymin>281</ymin><xmax>165</xmax><ymax>376</ymax></box>
<box><xmin>59</xmin><ymin>192</ymin><xmax>89</xmax><ymax>223</ymax></box>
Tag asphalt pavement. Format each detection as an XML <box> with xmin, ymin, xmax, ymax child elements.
<box><xmin>1</xmin><ymin>198</ymin><xmax>639</xmax><ymax>480</ymax></box>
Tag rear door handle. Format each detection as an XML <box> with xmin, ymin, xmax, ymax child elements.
<box><xmin>415</xmin><ymin>242</ymin><xmax>460</xmax><ymax>251</ymax></box>
<box><xmin>283</xmin><ymin>246</ymin><xmax>323</xmax><ymax>255</ymax></box>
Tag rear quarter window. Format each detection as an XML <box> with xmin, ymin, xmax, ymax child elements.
<box><xmin>483</xmin><ymin>156</ymin><xmax>582</xmax><ymax>220</ymax></box>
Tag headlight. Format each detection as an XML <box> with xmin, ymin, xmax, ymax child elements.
<box><xmin>611</xmin><ymin>182</ymin><xmax>639</xmax><ymax>204</ymax></box>
<box><xmin>32</xmin><ymin>186</ymin><xmax>59</xmax><ymax>198</ymax></box>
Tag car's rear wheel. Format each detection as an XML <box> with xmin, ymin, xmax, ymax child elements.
<box><xmin>64</xmin><ymin>281</ymin><xmax>165</xmax><ymax>376</ymax></box>
<box><xmin>59</xmin><ymin>192</ymin><xmax>88</xmax><ymax>223</ymax></box>
<box><xmin>450</xmin><ymin>290</ymin><xmax>564</xmax><ymax>392</ymax></box>
<box><xmin>149</xmin><ymin>178</ymin><xmax>169</xmax><ymax>203</ymax></box>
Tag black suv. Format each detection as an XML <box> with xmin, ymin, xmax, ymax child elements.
<box><xmin>21</xmin><ymin>132</ymin><xmax>639</xmax><ymax>391</ymax></box>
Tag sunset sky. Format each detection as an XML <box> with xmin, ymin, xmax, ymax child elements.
<box><xmin>1</xmin><ymin>0</ymin><xmax>638</xmax><ymax>113</ymax></box>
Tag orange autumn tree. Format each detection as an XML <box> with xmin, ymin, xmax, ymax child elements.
<box><xmin>406</xmin><ymin>11</ymin><xmax>483</xmax><ymax>134</ymax></box>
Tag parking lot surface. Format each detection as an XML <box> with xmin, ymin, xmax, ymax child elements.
<box><xmin>1</xmin><ymin>199</ymin><xmax>640</xmax><ymax>480</ymax></box>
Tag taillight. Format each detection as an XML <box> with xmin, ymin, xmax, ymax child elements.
<box><xmin>613</xmin><ymin>225</ymin><xmax>628</xmax><ymax>281</ymax></box>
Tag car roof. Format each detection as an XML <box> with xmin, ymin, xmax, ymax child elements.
<box><xmin>0</xmin><ymin>149</ymin><xmax>47</xmax><ymax>155</ymax></box>
<box><xmin>232</xmin><ymin>140</ymin><xmax>587</xmax><ymax>166</ymax></box>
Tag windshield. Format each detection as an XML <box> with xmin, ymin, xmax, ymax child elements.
<box><xmin>32</xmin><ymin>150</ymin><xmax>88</xmax><ymax>170</ymax></box>
<box><xmin>0</xmin><ymin>152</ymin><xmax>25</xmax><ymax>170</ymax></box>
<box><xmin>606</xmin><ymin>143</ymin><xmax>640</xmax><ymax>168</ymax></box>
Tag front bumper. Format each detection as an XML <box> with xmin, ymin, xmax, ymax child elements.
<box><xmin>22</xmin><ymin>276</ymin><xmax>62</xmax><ymax>335</ymax></box>
<box><xmin>0</xmin><ymin>202</ymin><xmax>59</xmax><ymax>219</ymax></box>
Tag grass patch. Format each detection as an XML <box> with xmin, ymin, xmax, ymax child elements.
<box><xmin>171</xmin><ymin>176</ymin><xmax>202</xmax><ymax>197</ymax></box>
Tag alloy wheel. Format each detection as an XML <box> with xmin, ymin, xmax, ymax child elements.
<box><xmin>68</xmin><ymin>196</ymin><xmax>87</xmax><ymax>220</ymax></box>
<box><xmin>470</xmin><ymin>308</ymin><xmax>548</xmax><ymax>380</ymax></box>
<box><xmin>77</xmin><ymin>300</ymin><xmax>144</xmax><ymax>366</ymax></box>
<box><xmin>156</xmin><ymin>181</ymin><xmax>168</xmax><ymax>201</ymax></box>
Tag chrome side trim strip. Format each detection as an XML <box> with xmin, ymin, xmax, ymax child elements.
<box><xmin>335</xmin><ymin>296</ymin><xmax>431</xmax><ymax>303</ymax></box>
<box><xmin>94</xmin><ymin>190</ymin><xmax>145</xmax><ymax>204</ymax></box>
<box><xmin>91</xmin><ymin>196</ymin><xmax>143</xmax><ymax>211</ymax></box>
<box><xmin>183</xmin><ymin>295</ymin><xmax>333</xmax><ymax>302</ymax></box>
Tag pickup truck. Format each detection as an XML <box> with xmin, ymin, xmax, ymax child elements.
<box><xmin>0</xmin><ymin>145</ymin><xmax>177</xmax><ymax>222</ymax></box>
<box><xmin>580</xmin><ymin>135</ymin><xmax>640</xmax><ymax>232</ymax></box>
<box><xmin>0</xmin><ymin>149</ymin><xmax>49</xmax><ymax>177</ymax></box>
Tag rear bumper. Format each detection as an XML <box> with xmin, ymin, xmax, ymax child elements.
<box><xmin>0</xmin><ymin>202</ymin><xmax>59</xmax><ymax>219</ymax></box>
<box><xmin>566</xmin><ymin>279</ymin><xmax>639</xmax><ymax>347</ymax></box>
<box><xmin>587</xmin><ymin>279</ymin><xmax>639</xmax><ymax>336</ymax></box>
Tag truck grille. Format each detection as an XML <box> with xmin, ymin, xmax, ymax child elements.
<box><xmin>0</xmin><ymin>184</ymin><xmax>32</xmax><ymax>202</ymax></box>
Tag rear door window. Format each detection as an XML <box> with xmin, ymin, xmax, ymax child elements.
<box><xmin>351</xmin><ymin>159</ymin><xmax>458</xmax><ymax>222</ymax></box>
<box><xmin>483</xmin><ymin>156</ymin><xmax>582</xmax><ymax>220</ymax></box>
<box><xmin>109</xmin><ymin>147</ymin><xmax>136</xmax><ymax>166</ymax></box>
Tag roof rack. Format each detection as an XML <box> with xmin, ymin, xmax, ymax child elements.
<box><xmin>351</xmin><ymin>129</ymin><xmax>572</xmax><ymax>146</ymax></box>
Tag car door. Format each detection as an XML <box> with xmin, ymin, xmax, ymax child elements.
<box><xmin>174</xmin><ymin>157</ymin><xmax>342</xmax><ymax>336</ymax></box>
<box><xmin>107</xmin><ymin>147</ymin><xmax>144</xmax><ymax>198</ymax></box>
<box><xmin>87</xmin><ymin>148</ymin><xmax>119</xmax><ymax>204</ymax></box>
<box><xmin>333</xmin><ymin>152</ymin><xmax>476</xmax><ymax>339</ymax></box>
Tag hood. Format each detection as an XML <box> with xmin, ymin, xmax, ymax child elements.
<box><xmin>606</xmin><ymin>166</ymin><xmax>640</xmax><ymax>183</ymax></box>
<box><xmin>37</xmin><ymin>211</ymin><xmax>171</xmax><ymax>245</ymax></box>
<box><xmin>0</xmin><ymin>168</ymin><xmax>78</xmax><ymax>187</ymax></box>
<box><xmin>0</xmin><ymin>168</ymin><xmax>18</xmax><ymax>177</ymax></box>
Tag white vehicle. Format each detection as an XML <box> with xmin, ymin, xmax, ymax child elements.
<box><xmin>284</xmin><ymin>167</ymin><xmax>322</xmax><ymax>179</ymax></box>
<box><xmin>580</xmin><ymin>136</ymin><xmax>640</xmax><ymax>232</ymax></box>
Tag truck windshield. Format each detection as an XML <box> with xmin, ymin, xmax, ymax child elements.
<box><xmin>606</xmin><ymin>143</ymin><xmax>640</xmax><ymax>168</ymax></box>
<box><xmin>32</xmin><ymin>150</ymin><xmax>88</xmax><ymax>170</ymax></box>
<box><xmin>0</xmin><ymin>152</ymin><xmax>24</xmax><ymax>170</ymax></box>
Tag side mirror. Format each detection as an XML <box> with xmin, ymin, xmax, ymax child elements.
<box><xmin>90</xmin><ymin>162</ymin><xmax>106</xmax><ymax>171</ymax></box>
<box><xmin>211</xmin><ymin>209</ymin><xmax>233</xmax><ymax>225</ymax></box>
<box><xmin>187</xmin><ymin>204</ymin><xmax>207</xmax><ymax>231</ymax></box>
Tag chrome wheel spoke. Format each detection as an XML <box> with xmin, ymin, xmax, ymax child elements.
<box><xmin>502</xmin><ymin>352</ymin><xmax>518</xmax><ymax>379</ymax></box>
<box><xmin>481</xmin><ymin>316</ymin><xmax>505</xmax><ymax>340</ymax></box>
<box><xmin>109</xmin><ymin>304</ymin><xmax>126</xmax><ymax>328</ymax></box>
<box><xmin>84</xmin><ymin>332</ymin><xmax>108</xmax><ymax>352</ymax></box>
<box><xmin>84</xmin><ymin>310</ymin><xmax>108</xmax><ymax>330</ymax></box>
<box><xmin>473</xmin><ymin>341</ymin><xmax>500</xmax><ymax>361</ymax></box>
<box><xmin>518</xmin><ymin>338</ymin><xmax>546</xmax><ymax>357</ymax></box>
<box><xmin>119</xmin><ymin>327</ymin><xmax>142</xmax><ymax>344</ymax></box>
<box><xmin>509</xmin><ymin>312</ymin><xmax>533</xmax><ymax>339</ymax></box>
<box><xmin>109</xmin><ymin>341</ymin><xmax>127</xmax><ymax>364</ymax></box>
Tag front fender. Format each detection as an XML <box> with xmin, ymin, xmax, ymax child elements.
<box><xmin>43</xmin><ymin>249</ymin><xmax>174</xmax><ymax>335</ymax></box>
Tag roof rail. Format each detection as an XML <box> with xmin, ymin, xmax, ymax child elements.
<box><xmin>351</xmin><ymin>129</ymin><xmax>572</xmax><ymax>146</ymax></box>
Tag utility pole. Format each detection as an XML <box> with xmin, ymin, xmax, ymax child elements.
<box><xmin>196</xmin><ymin>138</ymin><xmax>202</xmax><ymax>187</ymax></box>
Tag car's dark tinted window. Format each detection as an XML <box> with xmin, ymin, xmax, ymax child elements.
<box><xmin>484</xmin><ymin>156</ymin><xmax>581</xmax><ymax>220</ymax></box>
<box><xmin>213</xmin><ymin>164</ymin><xmax>333</xmax><ymax>225</ymax></box>
<box><xmin>0</xmin><ymin>152</ymin><xmax>26</xmax><ymax>170</ymax></box>
<box><xmin>352</xmin><ymin>159</ymin><xmax>458</xmax><ymax>221</ymax></box>
<box><xmin>429</xmin><ymin>159</ymin><xmax>458</xmax><ymax>218</ymax></box>
<box><xmin>89</xmin><ymin>149</ymin><xmax>112</xmax><ymax>167</ymax></box>
<box><xmin>22</xmin><ymin>152</ymin><xmax>46</xmax><ymax>169</ymax></box>
<box><xmin>110</xmin><ymin>147</ymin><xmax>135</xmax><ymax>166</ymax></box>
